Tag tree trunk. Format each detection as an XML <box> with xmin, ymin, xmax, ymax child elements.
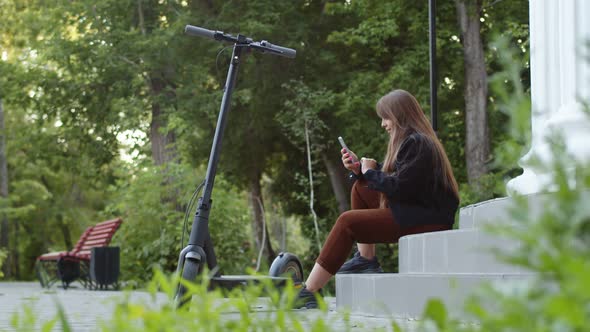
<box><xmin>139</xmin><ymin>0</ymin><xmax>180</xmax><ymax>209</ymax></box>
<box><xmin>137</xmin><ymin>1</ymin><xmax>178</xmax><ymax>168</ymax></box>
<box><xmin>0</xmin><ymin>99</ymin><xmax>10</xmax><ymax>278</ymax></box>
<box><xmin>150</xmin><ymin>76</ymin><xmax>177</xmax><ymax>166</ymax></box>
<box><xmin>58</xmin><ymin>214</ymin><xmax>73</xmax><ymax>250</ymax></box>
<box><xmin>248</xmin><ymin>173</ymin><xmax>276</xmax><ymax>266</ymax></box>
<box><xmin>303</xmin><ymin>122</ymin><xmax>324</xmax><ymax>253</ymax></box>
<box><xmin>322</xmin><ymin>154</ymin><xmax>350</xmax><ymax>213</ymax></box>
<box><xmin>456</xmin><ymin>0</ymin><xmax>490</xmax><ymax>185</ymax></box>
<box><xmin>280</xmin><ymin>215</ymin><xmax>287</xmax><ymax>252</ymax></box>
<box><xmin>137</xmin><ymin>0</ymin><xmax>146</xmax><ymax>35</ymax></box>
<box><xmin>149</xmin><ymin>75</ymin><xmax>184</xmax><ymax>212</ymax></box>
<box><xmin>12</xmin><ymin>220</ymin><xmax>19</xmax><ymax>279</ymax></box>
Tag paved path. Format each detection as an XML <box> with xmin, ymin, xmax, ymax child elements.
<box><xmin>0</xmin><ymin>282</ymin><xmax>422</xmax><ymax>331</ymax></box>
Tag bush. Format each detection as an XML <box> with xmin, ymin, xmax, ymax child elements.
<box><xmin>104</xmin><ymin>161</ymin><xmax>254</xmax><ymax>286</ymax></box>
<box><xmin>0</xmin><ymin>248</ymin><xmax>6</xmax><ymax>279</ymax></box>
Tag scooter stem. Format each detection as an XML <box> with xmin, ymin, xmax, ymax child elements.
<box><xmin>187</xmin><ymin>37</ymin><xmax>247</xmax><ymax>265</ymax></box>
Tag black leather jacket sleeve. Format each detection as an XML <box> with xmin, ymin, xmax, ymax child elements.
<box><xmin>362</xmin><ymin>134</ymin><xmax>433</xmax><ymax>201</ymax></box>
<box><xmin>348</xmin><ymin>162</ymin><xmax>383</xmax><ymax>183</ymax></box>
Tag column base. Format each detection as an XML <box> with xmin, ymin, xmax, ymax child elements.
<box><xmin>507</xmin><ymin>102</ymin><xmax>590</xmax><ymax>196</ymax></box>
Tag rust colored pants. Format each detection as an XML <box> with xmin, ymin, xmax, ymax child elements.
<box><xmin>316</xmin><ymin>179</ymin><xmax>450</xmax><ymax>275</ymax></box>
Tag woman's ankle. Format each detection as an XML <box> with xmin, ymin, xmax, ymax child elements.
<box><xmin>304</xmin><ymin>284</ymin><xmax>319</xmax><ymax>292</ymax></box>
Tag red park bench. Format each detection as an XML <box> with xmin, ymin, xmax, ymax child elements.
<box><xmin>34</xmin><ymin>218</ymin><xmax>123</xmax><ymax>289</ymax></box>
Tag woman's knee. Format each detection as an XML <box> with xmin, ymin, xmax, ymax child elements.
<box><xmin>335</xmin><ymin>211</ymin><xmax>356</xmax><ymax>230</ymax></box>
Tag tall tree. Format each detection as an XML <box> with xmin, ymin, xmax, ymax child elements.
<box><xmin>134</xmin><ymin>0</ymin><xmax>180</xmax><ymax>167</ymax></box>
<box><xmin>0</xmin><ymin>98</ymin><xmax>9</xmax><ymax>278</ymax></box>
<box><xmin>456</xmin><ymin>0</ymin><xmax>490</xmax><ymax>185</ymax></box>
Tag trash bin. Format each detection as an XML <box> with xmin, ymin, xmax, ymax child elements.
<box><xmin>90</xmin><ymin>247</ymin><xmax>120</xmax><ymax>290</ymax></box>
<box><xmin>56</xmin><ymin>257</ymin><xmax>81</xmax><ymax>289</ymax></box>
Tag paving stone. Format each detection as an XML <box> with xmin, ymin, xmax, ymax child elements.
<box><xmin>0</xmin><ymin>282</ymin><xmax>422</xmax><ymax>331</ymax></box>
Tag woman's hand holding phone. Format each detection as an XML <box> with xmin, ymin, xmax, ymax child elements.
<box><xmin>341</xmin><ymin>148</ymin><xmax>361</xmax><ymax>174</ymax></box>
<box><xmin>338</xmin><ymin>136</ymin><xmax>362</xmax><ymax>174</ymax></box>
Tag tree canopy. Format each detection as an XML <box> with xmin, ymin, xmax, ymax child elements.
<box><xmin>0</xmin><ymin>0</ymin><xmax>529</xmax><ymax>281</ymax></box>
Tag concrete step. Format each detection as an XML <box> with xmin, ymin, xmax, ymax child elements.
<box><xmin>398</xmin><ymin>228</ymin><xmax>530</xmax><ymax>274</ymax></box>
<box><xmin>458</xmin><ymin>192</ymin><xmax>554</xmax><ymax>230</ymax></box>
<box><xmin>334</xmin><ymin>191</ymin><xmax>588</xmax><ymax>319</ymax></box>
<box><xmin>458</xmin><ymin>196</ymin><xmax>513</xmax><ymax>229</ymax></box>
<box><xmin>458</xmin><ymin>190</ymin><xmax>590</xmax><ymax>229</ymax></box>
<box><xmin>336</xmin><ymin>273</ymin><xmax>534</xmax><ymax>319</ymax></box>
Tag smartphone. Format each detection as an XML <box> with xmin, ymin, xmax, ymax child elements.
<box><xmin>338</xmin><ymin>136</ymin><xmax>357</xmax><ymax>162</ymax></box>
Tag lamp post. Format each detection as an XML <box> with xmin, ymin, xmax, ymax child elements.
<box><xmin>429</xmin><ymin>0</ymin><xmax>438</xmax><ymax>132</ymax></box>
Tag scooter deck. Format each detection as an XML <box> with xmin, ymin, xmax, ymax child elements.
<box><xmin>210</xmin><ymin>275</ymin><xmax>302</xmax><ymax>291</ymax></box>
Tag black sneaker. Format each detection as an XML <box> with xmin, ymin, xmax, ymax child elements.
<box><xmin>293</xmin><ymin>286</ymin><xmax>321</xmax><ymax>309</ymax></box>
<box><xmin>336</xmin><ymin>251</ymin><xmax>384</xmax><ymax>274</ymax></box>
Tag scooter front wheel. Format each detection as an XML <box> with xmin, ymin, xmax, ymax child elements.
<box><xmin>175</xmin><ymin>257</ymin><xmax>202</xmax><ymax>308</ymax></box>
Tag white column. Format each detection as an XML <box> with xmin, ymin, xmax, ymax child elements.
<box><xmin>507</xmin><ymin>0</ymin><xmax>590</xmax><ymax>195</ymax></box>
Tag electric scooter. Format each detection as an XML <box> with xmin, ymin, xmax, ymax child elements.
<box><xmin>175</xmin><ymin>25</ymin><xmax>304</xmax><ymax>306</ymax></box>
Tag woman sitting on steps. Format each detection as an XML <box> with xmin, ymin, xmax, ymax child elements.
<box><xmin>295</xmin><ymin>89</ymin><xmax>460</xmax><ymax>309</ymax></box>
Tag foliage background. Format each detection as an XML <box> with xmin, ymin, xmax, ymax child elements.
<box><xmin>0</xmin><ymin>0</ymin><xmax>529</xmax><ymax>283</ymax></box>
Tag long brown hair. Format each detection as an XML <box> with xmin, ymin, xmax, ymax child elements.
<box><xmin>376</xmin><ymin>90</ymin><xmax>459</xmax><ymax>207</ymax></box>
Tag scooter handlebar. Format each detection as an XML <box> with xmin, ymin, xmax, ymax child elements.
<box><xmin>185</xmin><ymin>25</ymin><xmax>216</xmax><ymax>39</ymax></box>
<box><xmin>185</xmin><ymin>24</ymin><xmax>296</xmax><ymax>59</ymax></box>
<box><xmin>259</xmin><ymin>41</ymin><xmax>296</xmax><ymax>59</ymax></box>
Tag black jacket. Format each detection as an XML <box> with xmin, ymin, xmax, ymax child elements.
<box><xmin>355</xmin><ymin>132</ymin><xmax>459</xmax><ymax>228</ymax></box>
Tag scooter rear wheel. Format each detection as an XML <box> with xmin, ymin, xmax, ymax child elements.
<box><xmin>269</xmin><ymin>252</ymin><xmax>304</xmax><ymax>283</ymax></box>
